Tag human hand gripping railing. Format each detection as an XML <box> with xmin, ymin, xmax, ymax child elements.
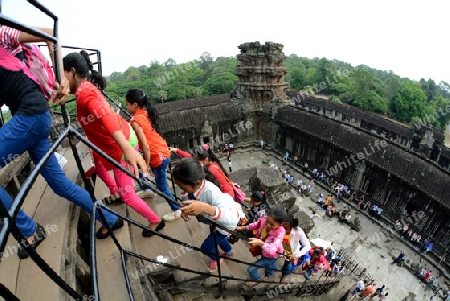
<box><xmin>71</xmin><ymin>129</ymin><xmax>339</xmax><ymax>298</ymax></box>
<box><xmin>89</xmin><ymin>201</ymin><xmax>333</xmax><ymax>294</ymax></box>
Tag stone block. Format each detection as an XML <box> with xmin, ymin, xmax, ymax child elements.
<box><xmin>348</xmin><ymin>217</ymin><xmax>361</xmax><ymax>232</ymax></box>
<box><xmin>295</xmin><ymin>211</ymin><xmax>315</xmax><ymax>235</ymax></box>
<box><xmin>248</xmin><ymin>166</ymin><xmax>291</xmax><ymax>205</ymax></box>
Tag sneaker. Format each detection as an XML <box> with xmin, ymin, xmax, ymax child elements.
<box><xmin>221</xmin><ymin>250</ymin><xmax>236</xmax><ymax>258</ymax></box>
<box><xmin>208</xmin><ymin>258</ymin><xmax>224</xmax><ymax>273</ymax></box>
<box><xmin>162</xmin><ymin>211</ymin><xmax>182</xmax><ymax>222</ymax></box>
<box><xmin>17</xmin><ymin>223</ymin><xmax>47</xmax><ymax>259</ymax></box>
<box><xmin>136</xmin><ymin>190</ymin><xmax>156</xmax><ymax>199</ymax></box>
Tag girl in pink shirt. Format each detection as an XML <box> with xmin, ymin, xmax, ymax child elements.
<box><xmin>236</xmin><ymin>206</ymin><xmax>287</xmax><ymax>287</ymax></box>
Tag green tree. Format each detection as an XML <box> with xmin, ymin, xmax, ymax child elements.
<box><xmin>313</xmin><ymin>58</ymin><xmax>333</xmax><ymax>93</ymax></box>
<box><xmin>353</xmin><ymin>90</ymin><xmax>387</xmax><ymax>113</ymax></box>
<box><xmin>329</xmin><ymin>95</ymin><xmax>342</xmax><ymax>103</ymax></box>
<box><xmin>392</xmin><ymin>82</ymin><xmax>427</xmax><ymax>121</ymax></box>
<box><xmin>164</xmin><ymin>58</ymin><xmax>177</xmax><ymax>70</ymax></box>
<box><xmin>203</xmin><ymin>72</ymin><xmax>237</xmax><ymax>94</ymax></box>
<box><xmin>330</xmin><ymin>83</ymin><xmax>350</xmax><ymax>95</ymax></box>
<box><xmin>285</xmin><ymin>66</ymin><xmax>305</xmax><ymax>90</ymax></box>
<box><xmin>123</xmin><ymin>67</ymin><xmax>140</xmax><ymax>82</ymax></box>
<box><xmin>199</xmin><ymin>52</ymin><xmax>213</xmax><ymax>70</ymax></box>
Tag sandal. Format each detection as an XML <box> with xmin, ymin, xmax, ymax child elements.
<box><xmin>241</xmin><ymin>281</ymin><xmax>257</xmax><ymax>291</ymax></box>
<box><xmin>103</xmin><ymin>196</ymin><xmax>123</xmax><ymax>205</ymax></box>
<box><xmin>17</xmin><ymin>223</ymin><xmax>47</xmax><ymax>259</ymax></box>
<box><xmin>142</xmin><ymin>220</ymin><xmax>166</xmax><ymax>237</ymax></box>
<box><xmin>221</xmin><ymin>250</ymin><xmax>236</xmax><ymax>258</ymax></box>
<box><xmin>95</xmin><ymin>218</ymin><xmax>124</xmax><ymax>239</ymax></box>
<box><xmin>208</xmin><ymin>258</ymin><xmax>224</xmax><ymax>273</ymax></box>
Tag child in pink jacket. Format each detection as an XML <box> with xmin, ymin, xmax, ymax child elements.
<box><xmin>236</xmin><ymin>206</ymin><xmax>287</xmax><ymax>286</ymax></box>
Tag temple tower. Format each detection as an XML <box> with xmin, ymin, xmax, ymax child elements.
<box><xmin>235</xmin><ymin>41</ymin><xmax>290</xmax><ymax>105</ymax></box>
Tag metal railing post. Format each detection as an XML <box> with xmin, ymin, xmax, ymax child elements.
<box><xmin>211</xmin><ymin>225</ymin><xmax>223</xmax><ymax>293</ymax></box>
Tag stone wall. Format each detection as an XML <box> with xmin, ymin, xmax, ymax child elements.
<box><xmin>273</xmin><ymin>105</ymin><xmax>450</xmax><ymax>252</ymax></box>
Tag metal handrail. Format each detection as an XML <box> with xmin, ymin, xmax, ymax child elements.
<box><xmin>0</xmin><ymin>2</ymin><xmax>345</xmax><ymax>300</ymax></box>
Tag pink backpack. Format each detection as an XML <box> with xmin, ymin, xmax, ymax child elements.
<box><xmin>0</xmin><ymin>44</ymin><xmax>56</xmax><ymax>100</ymax></box>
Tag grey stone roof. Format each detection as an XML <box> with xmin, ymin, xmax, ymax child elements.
<box><xmin>275</xmin><ymin>106</ymin><xmax>450</xmax><ymax>207</ymax></box>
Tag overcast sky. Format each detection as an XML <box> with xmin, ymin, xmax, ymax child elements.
<box><xmin>3</xmin><ymin>0</ymin><xmax>450</xmax><ymax>84</ymax></box>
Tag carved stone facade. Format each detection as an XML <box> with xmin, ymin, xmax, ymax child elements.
<box><xmin>235</xmin><ymin>42</ymin><xmax>290</xmax><ymax>105</ymax></box>
<box><xmin>288</xmin><ymin>92</ymin><xmax>450</xmax><ymax>170</ymax></box>
<box><xmin>274</xmin><ymin>104</ymin><xmax>450</xmax><ymax>252</ymax></box>
<box><xmin>156</xmin><ymin>94</ymin><xmax>253</xmax><ymax>151</ymax></box>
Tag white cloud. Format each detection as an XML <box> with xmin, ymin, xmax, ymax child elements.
<box><xmin>3</xmin><ymin>0</ymin><xmax>450</xmax><ymax>83</ymax></box>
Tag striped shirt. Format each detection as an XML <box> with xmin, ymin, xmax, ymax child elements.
<box><xmin>0</xmin><ymin>26</ymin><xmax>22</xmax><ymax>55</ymax></box>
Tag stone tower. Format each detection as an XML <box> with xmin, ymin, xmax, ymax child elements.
<box><xmin>235</xmin><ymin>41</ymin><xmax>290</xmax><ymax>105</ymax></box>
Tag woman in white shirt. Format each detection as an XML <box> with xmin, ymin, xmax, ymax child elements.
<box><xmin>280</xmin><ymin>214</ymin><xmax>311</xmax><ymax>283</ymax></box>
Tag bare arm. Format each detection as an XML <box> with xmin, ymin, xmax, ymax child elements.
<box><xmin>131</xmin><ymin>121</ymin><xmax>151</xmax><ymax>167</ymax></box>
<box><xmin>18</xmin><ymin>27</ymin><xmax>69</xmax><ymax>103</ymax></box>
<box><xmin>112</xmin><ymin>130</ymin><xmax>148</xmax><ymax>177</ymax></box>
<box><xmin>180</xmin><ymin>200</ymin><xmax>216</xmax><ymax>216</ymax></box>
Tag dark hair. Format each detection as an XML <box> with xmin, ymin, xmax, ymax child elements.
<box><xmin>63</xmin><ymin>50</ymin><xmax>106</xmax><ymax>90</ymax></box>
<box><xmin>268</xmin><ymin>206</ymin><xmax>287</xmax><ymax>224</ymax></box>
<box><xmin>125</xmin><ymin>88</ymin><xmax>161</xmax><ymax>134</ymax></box>
<box><xmin>191</xmin><ymin>146</ymin><xmax>228</xmax><ymax>176</ymax></box>
<box><xmin>284</xmin><ymin>213</ymin><xmax>299</xmax><ymax>229</ymax></box>
<box><xmin>203</xmin><ymin>165</ymin><xmax>220</xmax><ymax>187</ymax></box>
<box><xmin>291</xmin><ymin>215</ymin><xmax>299</xmax><ymax>229</ymax></box>
<box><xmin>313</xmin><ymin>249</ymin><xmax>322</xmax><ymax>256</ymax></box>
<box><xmin>251</xmin><ymin>191</ymin><xmax>264</xmax><ymax>203</ymax></box>
<box><xmin>172</xmin><ymin>158</ymin><xmax>205</xmax><ymax>185</ymax></box>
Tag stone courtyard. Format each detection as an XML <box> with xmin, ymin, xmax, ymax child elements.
<box><xmin>222</xmin><ymin>146</ymin><xmax>450</xmax><ymax>301</ymax></box>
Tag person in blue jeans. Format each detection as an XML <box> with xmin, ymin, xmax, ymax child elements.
<box><xmin>0</xmin><ymin>25</ymin><xmax>123</xmax><ymax>258</ymax></box>
<box><xmin>125</xmin><ymin>88</ymin><xmax>181</xmax><ymax>222</ymax></box>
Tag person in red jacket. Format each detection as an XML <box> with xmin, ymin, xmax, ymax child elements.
<box><xmin>63</xmin><ymin>51</ymin><xmax>163</xmax><ymax>238</ymax></box>
<box><xmin>304</xmin><ymin>249</ymin><xmax>330</xmax><ymax>280</ymax></box>
<box><xmin>169</xmin><ymin>145</ymin><xmax>235</xmax><ymax>199</ymax></box>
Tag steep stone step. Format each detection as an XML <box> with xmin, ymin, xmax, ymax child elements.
<box><xmin>12</xmin><ymin>147</ymin><xmax>78</xmax><ymax>300</ymax></box>
<box><xmin>0</xmin><ymin>171</ymin><xmax>47</xmax><ymax>295</ymax></box>
<box><xmin>181</xmin><ymin>215</ymin><xmax>235</xmax><ymax>287</ymax></box>
<box><xmin>93</xmin><ymin>175</ymin><xmax>142</xmax><ymax>301</ymax></box>
<box><xmin>129</xmin><ymin>194</ymin><xmax>210</xmax><ymax>288</ymax></box>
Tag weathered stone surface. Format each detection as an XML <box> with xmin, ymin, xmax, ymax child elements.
<box><xmin>228</xmin><ymin>166</ymin><xmax>256</xmax><ymax>196</ymax></box>
<box><xmin>296</xmin><ymin>210</ymin><xmax>315</xmax><ymax>235</ymax></box>
<box><xmin>348</xmin><ymin>217</ymin><xmax>361</xmax><ymax>232</ymax></box>
<box><xmin>235</xmin><ymin>41</ymin><xmax>290</xmax><ymax>104</ymax></box>
<box><xmin>248</xmin><ymin>166</ymin><xmax>291</xmax><ymax>206</ymax></box>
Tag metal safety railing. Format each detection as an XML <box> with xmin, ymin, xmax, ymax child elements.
<box><xmin>0</xmin><ymin>2</ymin><xmax>346</xmax><ymax>300</ymax></box>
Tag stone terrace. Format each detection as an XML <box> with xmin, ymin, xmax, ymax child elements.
<box><xmin>224</xmin><ymin>145</ymin><xmax>450</xmax><ymax>301</ymax></box>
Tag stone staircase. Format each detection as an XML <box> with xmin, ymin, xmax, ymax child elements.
<box><xmin>0</xmin><ymin>142</ymin><xmax>342</xmax><ymax>301</ymax></box>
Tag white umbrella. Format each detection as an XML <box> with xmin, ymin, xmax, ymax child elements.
<box><xmin>310</xmin><ymin>238</ymin><xmax>333</xmax><ymax>249</ymax></box>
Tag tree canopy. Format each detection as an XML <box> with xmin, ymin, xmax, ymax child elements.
<box><xmin>100</xmin><ymin>53</ymin><xmax>450</xmax><ymax>132</ymax></box>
